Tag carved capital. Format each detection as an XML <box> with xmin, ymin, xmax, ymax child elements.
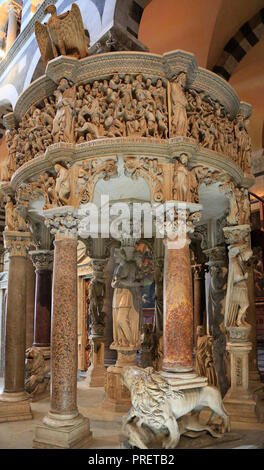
<box><xmin>6</xmin><ymin>0</ymin><xmax>22</xmax><ymax>17</ymax></box>
<box><xmin>3</xmin><ymin>231</ymin><xmax>32</xmax><ymax>257</ymax></box>
<box><xmin>192</xmin><ymin>263</ymin><xmax>206</xmax><ymax>280</ymax></box>
<box><xmin>223</xmin><ymin>224</ymin><xmax>251</xmax><ymax>246</ymax></box>
<box><xmin>30</xmin><ymin>250</ymin><xmax>53</xmax><ymax>271</ymax></box>
<box><xmin>204</xmin><ymin>246</ymin><xmax>227</xmax><ymax>266</ymax></box>
<box><xmin>156</xmin><ymin>202</ymin><xmax>202</xmax><ymax>242</ymax></box>
<box><xmin>44</xmin><ymin>206</ymin><xmax>80</xmax><ymax>239</ymax></box>
<box><xmin>90</xmin><ymin>258</ymin><xmax>108</xmax><ymax>281</ymax></box>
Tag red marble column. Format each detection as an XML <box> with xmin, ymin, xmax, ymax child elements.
<box><xmin>50</xmin><ymin>235</ymin><xmax>78</xmax><ymax>418</ymax></box>
<box><xmin>30</xmin><ymin>251</ymin><xmax>53</xmax><ymax>349</ymax></box>
<box><xmin>33</xmin><ymin>208</ymin><xmax>92</xmax><ymax>448</ymax></box>
<box><xmin>0</xmin><ymin>231</ymin><xmax>32</xmax><ymax>423</ymax></box>
<box><xmin>162</xmin><ymin>237</ymin><xmax>194</xmax><ymax>373</ymax></box>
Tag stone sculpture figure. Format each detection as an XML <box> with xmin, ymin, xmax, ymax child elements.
<box><xmin>170</xmin><ymin>73</ymin><xmax>188</xmax><ymax>137</ymax></box>
<box><xmin>54</xmin><ymin>163</ymin><xmax>71</xmax><ymax>205</ymax></box>
<box><xmin>173</xmin><ymin>154</ymin><xmax>190</xmax><ymax>201</ymax></box>
<box><xmin>140</xmin><ymin>324</ymin><xmax>154</xmax><ymax>368</ymax></box>
<box><xmin>88</xmin><ymin>276</ymin><xmax>106</xmax><ymax>337</ymax></box>
<box><xmin>35</xmin><ymin>3</ymin><xmax>89</xmax><ymax>66</ymax></box>
<box><xmin>122</xmin><ymin>366</ymin><xmax>229</xmax><ymax>449</ymax></box>
<box><xmin>111</xmin><ymin>247</ymin><xmax>143</xmax><ymax>349</ymax></box>
<box><xmin>5</xmin><ymin>195</ymin><xmax>16</xmax><ymax>231</ymax></box>
<box><xmin>25</xmin><ymin>347</ymin><xmax>50</xmax><ymax>399</ymax></box>
<box><xmin>52</xmin><ymin>78</ymin><xmax>76</xmax><ymax>143</ymax></box>
<box><xmin>195</xmin><ymin>326</ymin><xmax>218</xmax><ymax>387</ymax></box>
<box><xmin>225</xmin><ymin>245</ymin><xmax>252</xmax><ymax>328</ymax></box>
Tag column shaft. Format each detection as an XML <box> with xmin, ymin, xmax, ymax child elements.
<box><xmin>50</xmin><ymin>237</ymin><xmax>78</xmax><ymax>416</ymax></box>
<box><xmin>33</xmin><ymin>269</ymin><xmax>52</xmax><ymax>347</ymax></box>
<box><xmin>4</xmin><ymin>255</ymin><xmax>27</xmax><ymax>392</ymax></box>
<box><xmin>6</xmin><ymin>11</ymin><xmax>17</xmax><ymax>51</ymax></box>
<box><xmin>26</xmin><ymin>257</ymin><xmax>35</xmax><ymax>349</ymax></box>
<box><xmin>163</xmin><ymin>240</ymin><xmax>193</xmax><ymax>372</ymax></box>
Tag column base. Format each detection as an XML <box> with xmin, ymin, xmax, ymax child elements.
<box><xmin>223</xmin><ymin>389</ymin><xmax>258</xmax><ymax>424</ymax></box>
<box><xmin>33</xmin><ymin>414</ymin><xmax>92</xmax><ymax>449</ymax></box>
<box><xmin>102</xmin><ymin>365</ymin><xmax>131</xmax><ymax>413</ymax></box>
<box><xmin>0</xmin><ymin>392</ymin><xmax>32</xmax><ymax>423</ymax></box>
<box><xmin>85</xmin><ymin>365</ymin><xmax>106</xmax><ymax>388</ymax></box>
<box><xmin>160</xmin><ymin>370</ymin><xmax>208</xmax><ymax>390</ymax></box>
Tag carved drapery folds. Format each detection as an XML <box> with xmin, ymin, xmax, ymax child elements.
<box><xmin>186</xmin><ymin>89</ymin><xmax>251</xmax><ymax>173</ymax></box>
<box><xmin>110</xmin><ymin>242</ymin><xmax>144</xmax><ymax>351</ymax></box>
<box><xmin>15</xmin><ymin>156</ymin><xmax>118</xmax><ymax>211</ymax></box>
<box><xmin>223</xmin><ymin>225</ymin><xmax>252</xmax><ymax>333</ymax></box>
<box><xmin>3</xmin><ymin>59</ymin><xmax>252</xmax><ymax>182</ymax></box>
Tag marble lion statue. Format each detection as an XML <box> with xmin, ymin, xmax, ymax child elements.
<box><xmin>121</xmin><ymin>366</ymin><xmax>230</xmax><ymax>449</ymax></box>
<box><xmin>25</xmin><ymin>347</ymin><xmax>50</xmax><ymax>399</ymax></box>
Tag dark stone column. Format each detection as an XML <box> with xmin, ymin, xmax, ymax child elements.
<box><xmin>25</xmin><ymin>256</ymin><xmax>35</xmax><ymax>349</ymax></box>
<box><xmin>0</xmin><ymin>231</ymin><xmax>33</xmax><ymax>423</ymax></box>
<box><xmin>30</xmin><ymin>250</ymin><xmax>53</xmax><ymax>349</ymax></box>
<box><xmin>192</xmin><ymin>263</ymin><xmax>206</xmax><ymax>347</ymax></box>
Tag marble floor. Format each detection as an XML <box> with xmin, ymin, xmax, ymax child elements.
<box><xmin>0</xmin><ymin>375</ymin><xmax>264</xmax><ymax>450</ymax></box>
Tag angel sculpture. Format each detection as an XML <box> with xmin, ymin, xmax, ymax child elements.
<box><xmin>35</xmin><ymin>3</ymin><xmax>89</xmax><ymax>66</ymax></box>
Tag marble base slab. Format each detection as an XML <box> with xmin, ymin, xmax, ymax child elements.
<box><xmin>161</xmin><ymin>371</ymin><xmax>208</xmax><ymax>390</ymax></box>
<box><xmin>32</xmin><ymin>417</ymin><xmax>92</xmax><ymax>449</ymax></box>
<box><xmin>224</xmin><ymin>393</ymin><xmax>258</xmax><ymax>424</ymax></box>
<box><xmin>0</xmin><ymin>399</ymin><xmax>33</xmax><ymax>423</ymax></box>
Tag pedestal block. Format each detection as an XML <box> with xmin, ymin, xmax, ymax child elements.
<box><xmin>224</xmin><ymin>340</ymin><xmax>257</xmax><ymax>423</ymax></box>
<box><xmin>103</xmin><ymin>350</ymin><xmax>136</xmax><ymax>412</ymax></box>
<box><xmin>33</xmin><ymin>415</ymin><xmax>92</xmax><ymax>449</ymax></box>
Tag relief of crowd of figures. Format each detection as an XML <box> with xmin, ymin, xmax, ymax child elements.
<box><xmin>3</xmin><ymin>72</ymin><xmax>252</xmax><ymax>182</ymax></box>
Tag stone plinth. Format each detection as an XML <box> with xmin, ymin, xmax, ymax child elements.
<box><xmin>33</xmin><ymin>208</ymin><xmax>92</xmax><ymax>449</ymax></box>
<box><xmin>85</xmin><ymin>336</ymin><xmax>106</xmax><ymax>387</ymax></box>
<box><xmin>0</xmin><ymin>231</ymin><xmax>33</xmax><ymax>423</ymax></box>
<box><xmin>33</xmin><ymin>415</ymin><xmax>92</xmax><ymax>449</ymax></box>
<box><xmin>103</xmin><ymin>350</ymin><xmax>136</xmax><ymax>412</ymax></box>
<box><xmin>224</xmin><ymin>339</ymin><xmax>257</xmax><ymax>423</ymax></box>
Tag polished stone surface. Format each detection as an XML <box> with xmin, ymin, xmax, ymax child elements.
<box><xmin>163</xmin><ymin>240</ymin><xmax>193</xmax><ymax>372</ymax></box>
<box><xmin>50</xmin><ymin>237</ymin><xmax>78</xmax><ymax>417</ymax></box>
<box><xmin>33</xmin><ymin>269</ymin><xmax>52</xmax><ymax>348</ymax></box>
<box><xmin>4</xmin><ymin>255</ymin><xmax>28</xmax><ymax>393</ymax></box>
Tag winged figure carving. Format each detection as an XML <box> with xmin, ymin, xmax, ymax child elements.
<box><xmin>35</xmin><ymin>3</ymin><xmax>89</xmax><ymax>66</ymax></box>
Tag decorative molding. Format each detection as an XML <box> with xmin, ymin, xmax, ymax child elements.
<box><xmin>3</xmin><ymin>230</ymin><xmax>32</xmax><ymax>257</ymax></box>
<box><xmin>30</xmin><ymin>249</ymin><xmax>53</xmax><ymax>270</ymax></box>
<box><xmin>44</xmin><ymin>206</ymin><xmax>80</xmax><ymax>239</ymax></box>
